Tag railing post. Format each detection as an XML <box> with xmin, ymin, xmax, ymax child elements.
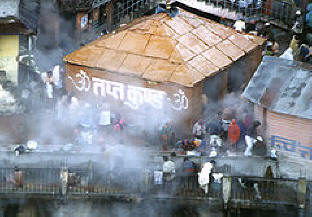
<box><xmin>60</xmin><ymin>167</ymin><xmax>68</xmax><ymax>196</ymax></box>
<box><xmin>223</xmin><ymin>177</ymin><xmax>232</xmax><ymax>209</ymax></box>
<box><xmin>88</xmin><ymin>160</ymin><xmax>93</xmax><ymax>182</ymax></box>
<box><xmin>297</xmin><ymin>178</ymin><xmax>307</xmax><ymax>209</ymax></box>
<box><xmin>87</xmin><ymin>160</ymin><xmax>93</xmax><ymax>193</ymax></box>
<box><xmin>144</xmin><ymin>169</ymin><xmax>150</xmax><ymax>193</ymax></box>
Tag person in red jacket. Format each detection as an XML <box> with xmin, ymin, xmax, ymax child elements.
<box><xmin>228</xmin><ymin>119</ymin><xmax>240</xmax><ymax>151</ymax></box>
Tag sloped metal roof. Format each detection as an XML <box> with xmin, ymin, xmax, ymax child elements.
<box><xmin>0</xmin><ymin>0</ymin><xmax>39</xmax><ymax>33</ymax></box>
<box><xmin>93</xmin><ymin>0</ymin><xmax>110</xmax><ymax>8</ymax></box>
<box><xmin>64</xmin><ymin>9</ymin><xmax>265</xmax><ymax>87</ymax></box>
<box><xmin>243</xmin><ymin>56</ymin><xmax>312</xmax><ymax>120</ymax></box>
<box><xmin>0</xmin><ymin>0</ymin><xmax>19</xmax><ymax>19</ymax></box>
<box><xmin>176</xmin><ymin>0</ymin><xmax>239</xmax><ymax>20</ymax></box>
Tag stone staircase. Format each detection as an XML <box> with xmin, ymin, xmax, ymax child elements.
<box><xmin>175</xmin><ymin>0</ymin><xmax>241</xmax><ymax>20</ymax></box>
<box><xmin>115</xmin><ymin>0</ymin><xmax>293</xmax><ymax>30</ymax></box>
<box><xmin>175</xmin><ymin>0</ymin><xmax>294</xmax><ymax>29</ymax></box>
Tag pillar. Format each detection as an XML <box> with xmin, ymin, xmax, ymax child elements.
<box><xmin>221</xmin><ymin>69</ymin><xmax>228</xmax><ymax>98</ymax></box>
<box><xmin>60</xmin><ymin>168</ymin><xmax>68</xmax><ymax>196</ymax></box>
<box><xmin>297</xmin><ymin>178</ymin><xmax>307</xmax><ymax>209</ymax></box>
<box><xmin>88</xmin><ymin>160</ymin><xmax>93</xmax><ymax>181</ymax></box>
<box><xmin>105</xmin><ymin>1</ymin><xmax>113</xmax><ymax>32</ymax></box>
<box><xmin>222</xmin><ymin>177</ymin><xmax>232</xmax><ymax>209</ymax></box>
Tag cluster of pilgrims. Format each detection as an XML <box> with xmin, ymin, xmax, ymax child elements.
<box><xmin>160</xmin><ymin>156</ymin><xmax>224</xmax><ymax>195</ymax></box>
<box><xmin>171</xmin><ymin>113</ymin><xmax>264</xmax><ymax>158</ymax></box>
<box><xmin>281</xmin><ymin>7</ymin><xmax>312</xmax><ymax>63</ymax></box>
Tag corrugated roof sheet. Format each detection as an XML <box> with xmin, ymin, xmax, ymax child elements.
<box><xmin>64</xmin><ymin>9</ymin><xmax>265</xmax><ymax>87</ymax></box>
<box><xmin>176</xmin><ymin>0</ymin><xmax>239</xmax><ymax>20</ymax></box>
<box><xmin>0</xmin><ymin>0</ymin><xmax>19</xmax><ymax>19</ymax></box>
<box><xmin>243</xmin><ymin>56</ymin><xmax>312</xmax><ymax>120</ymax></box>
<box><xmin>0</xmin><ymin>0</ymin><xmax>39</xmax><ymax>32</ymax></box>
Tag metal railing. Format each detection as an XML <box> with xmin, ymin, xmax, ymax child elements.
<box><xmin>0</xmin><ymin>168</ymin><xmax>60</xmax><ymax>194</ymax></box>
<box><xmin>0</xmin><ymin>167</ymin><xmax>304</xmax><ymax>207</ymax></box>
<box><xmin>109</xmin><ymin>0</ymin><xmax>298</xmax><ymax>33</ymax></box>
<box><xmin>0</xmin><ymin>167</ymin><xmax>219</xmax><ymax>198</ymax></box>
<box><xmin>230</xmin><ymin>176</ymin><xmax>298</xmax><ymax>205</ymax></box>
<box><xmin>112</xmin><ymin>0</ymin><xmax>159</xmax><ymax>29</ymax></box>
<box><xmin>145</xmin><ymin>174</ymin><xmax>222</xmax><ymax>198</ymax></box>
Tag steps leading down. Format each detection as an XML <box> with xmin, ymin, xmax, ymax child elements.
<box><xmin>175</xmin><ymin>0</ymin><xmax>240</xmax><ymax>20</ymax></box>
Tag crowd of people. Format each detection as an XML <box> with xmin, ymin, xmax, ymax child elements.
<box><xmin>160</xmin><ymin>148</ymin><xmax>274</xmax><ymax>196</ymax></box>
<box><xmin>159</xmin><ymin>108</ymin><xmax>266</xmax><ymax>158</ymax></box>
<box><xmin>20</xmin><ymin>68</ymin><xmax>266</xmax><ymax>156</ymax></box>
<box><xmin>20</xmin><ymin>63</ymin><xmax>130</xmax><ymax>148</ymax></box>
<box><xmin>161</xmin><ymin>154</ymin><xmax>254</xmax><ymax>196</ymax></box>
<box><xmin>232</xmin><ymin>18</ymin><xmax>282</xmax><ymax>56</ymax></box>
<box><xmin>231</xmin><ymin>7</ymin><xmax>312</xmax><ymax>63</ymax></box>
<box><xmin>279</xmin><ymin>8</ymin><xmax>312</xmax><ymax>63</ymax></box>
<box><xmin>58</xmin><ymin>97</ymin><xmax>128</xmax><ymax>147</ymax></box>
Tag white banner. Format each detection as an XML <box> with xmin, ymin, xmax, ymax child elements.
<box><xmin>68</xmin><ymin>70</ymin><xmax>189</xmax><ymax>111</ymax></box>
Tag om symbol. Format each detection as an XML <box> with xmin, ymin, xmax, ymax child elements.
<box><xmin>68</xmin><ymin>70</ymin><xmax>91</xmax><ymax>92</ymax></box>
<box><xmin>169</xmin><ymin>89</ymin><xmax>189</xmax><ymax>111</ymax></box>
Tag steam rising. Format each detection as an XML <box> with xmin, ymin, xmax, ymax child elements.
<box><xmin>0</xmin><ymin>2</ymin><xmax>262</xmax><ymax>216</ymax></box>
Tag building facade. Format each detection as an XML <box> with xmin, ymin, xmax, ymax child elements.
<box><xmin>57</xmin><ymin>0</ymin><xmax>158</xmax><ymax>40</ymax></box>
<box><xmin>243</xmin><ymin>56</ymin><xmax>312</xmax><ymax>161</ymax></box>
<box><xmin>0</xmin><ymin>0</ymin><xmax>39</xmax><ymax>85</ymax></box>
<box><xmin>64</xmin><ymin>8</ymin><xmax>265</xmax><ymax>133</ymax></box>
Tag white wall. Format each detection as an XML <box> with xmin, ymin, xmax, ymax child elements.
<box><xmin>0</xmin><ymin>35</ymin><xmax>19</xmax><ymax>84</ymax></box>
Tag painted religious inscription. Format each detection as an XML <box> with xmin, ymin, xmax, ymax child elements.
<box><xmin>68</xmin><ymin>70</ymin><xmax>189</xmax><ymax>111</ymax></box>
<box><xmin>270</xmin><ymin>135</ymin><xmax>312</xmax><ymax>160</ymax></box>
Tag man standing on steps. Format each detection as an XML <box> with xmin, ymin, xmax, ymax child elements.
<box><xmin>244</xmin><ymin>120</ymin><xmax>261</xmax><ymax>156</ymax></box>
<box><xmin>163</xmin><ymin>153</ymin><xmax>176</xmax><ymax>193</ymax></box>
<box><xmin>228</xmin><ymin>119</ymin><xmax>240</xmax><ymax>151</ymax></box>
<box><xmin>207</xmin><ymin>117</ymin><xmax>224</xmax><ymax>148</ymax></box>
<box><xmin>233</xmin><ymin>17</ymin><xmax>246</xmax><ymax>32</ymax></box>
<box><xmin>193</xmin><ymin>119</ymin><xmax>206</xmax><ymax>140</ymax></box>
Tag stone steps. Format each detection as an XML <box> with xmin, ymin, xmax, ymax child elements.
<box><xmin>176</xmin><ymin>0</ymin><xmax>239</xmax><ymax>20</ymax></box>
<box><xmin>176</xmin><ymin>0</ymin><xmax>292</xmax><ymax>30</ymax></box>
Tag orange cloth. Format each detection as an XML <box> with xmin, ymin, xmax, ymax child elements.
<box><xmin>228</xmin><ymin>119</ymin><xmax>240</xmax><ymax>144</ymax></box>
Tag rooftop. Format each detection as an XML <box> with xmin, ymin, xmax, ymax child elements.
<box><xmin>243</xmin><ymin>56</ymin><xmax>312</xmax><ymax>120</ymax></box>
<box><xmin>0</xmin><ymin>0</ymin><xmax>19</xmax><ymax>19</ymax></box>
<box><xmin>0</xmin><ymin>0</ymin><xmax>39</xmax><ymax>33</ymax></box>
<box><xmin>64</xmin><ymin>8</ymin><xmax>265</xmax><ymax>87</ymax></box>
